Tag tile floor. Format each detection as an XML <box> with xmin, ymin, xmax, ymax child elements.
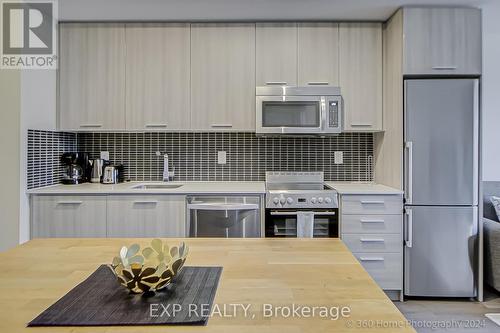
<box><xmin>395</xmin><ymin>288</ymin><xmax>500</xmax><ymax>332</ymax></box>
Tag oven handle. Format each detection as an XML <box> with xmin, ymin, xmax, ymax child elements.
<box><xmin>269</xmin><ymin>211</ymin><xmax>336</xmax><ymax>216</ymax></box>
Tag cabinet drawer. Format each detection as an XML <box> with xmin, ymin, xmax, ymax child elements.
<box><xmin>352</xmin><ymin>252</ymin><xmax>402</xmax><ymax>290</ymax></box>
<box><xmin>341</xmin><ymin>194</ymin><xmax>402</xmax><ymax>215</ymax></box>
<box><xmin>343</xmin><ymin>234</ymin><xmax>402</xmax><ymax>253</ymax></box>
<box><xmin>31</xmin><ymin>195</ymin><xmax>107</xmax><ymax>238</ymax></box>
<box><xmin>107</xmin><ymin>195</ymin><xmax>186</xmax><ymax>238</ymax></box>
<box><xmin>341</xmin><ymin>214</ymin><xmax>402</xmax><ymax>234</ymax></box>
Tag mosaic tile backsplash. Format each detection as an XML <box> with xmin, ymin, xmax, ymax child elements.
<box><xmin>27</xmin><ymin>130</ymin><xmax>77</xmax><ymax>189</ymax></box>
<box><xmin>28</xmin><ymin>131</ymin><xmax>374</xmax><ymax>188</ymax></box>
<box><xmin>77</xmin><ymin>132</ymin><xmax>373</xmax><ymax>182</ymax></box>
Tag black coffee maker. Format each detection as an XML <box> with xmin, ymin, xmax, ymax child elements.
<box><xmin>60</xmin><ymin>153</ymin><xmax>91</xmax><ymax>184</ymax></box>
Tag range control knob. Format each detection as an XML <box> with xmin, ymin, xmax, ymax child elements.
<box><xmin>273</xmin><ymin>197</ymin><xmax>280</xmax><ymax>205</ymax></box>
<box><xmin>279</xmin><ymin>196</ymin><xmax>286</xmax><ymax>205</ymax></box>
<box><xmin>311</xmin><ymin>197</ymin><xmax>317</xmax><ymax>204</ymax></box>
<box><xmin>318</xmin><ymin>197</ymin><xmax>324</xmax><ymax>203</ymax></box>
<box><xmin>286</xmin><ymin>197</ymin><xmax>293</xmax><ymax>204</ymax></box>
<box><xmin>325</xmin><ymin>197</ymin><xmax>332</xmax><ymax>204</ymax></box>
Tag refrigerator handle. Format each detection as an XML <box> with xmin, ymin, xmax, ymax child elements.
<box><xmin>405</xmin><ymin>208</ymin><xmax>413</xmax><ymax>248</ymax></box>
<box><xmin>405</xmin><ymin>141</ymin><xmax>413</xmax><ymax>204</ymax></box>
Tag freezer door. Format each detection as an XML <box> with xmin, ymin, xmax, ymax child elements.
<box><xmin>404</xmin><ymin>79</ymin><xmax>479</xmax><ymax>206</ymax></box>
<box><xmin>404</xmin><ymin>206</ymin><xmax>477</xmax><ymax>297</ymax></box>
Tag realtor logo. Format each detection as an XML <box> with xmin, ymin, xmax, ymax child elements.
<box><xmin>1</xmin><ymin>0</ymin><xmax>57</xmax><ymax>69</ymax></box>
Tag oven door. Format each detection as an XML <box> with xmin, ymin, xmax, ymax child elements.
<box><xmin>265</xmin><ymin>209</ymin><xmax>338</xmax><ymax>238</ymax></box>
<box><xmin>256</xmin><ymin>95</ymin><xmax>325</xmax><ymax>135</ymax></box>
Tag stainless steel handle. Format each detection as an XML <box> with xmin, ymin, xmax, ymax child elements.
<box><xmin>145</xmin><ymin>124</ymin><xmax>168</xmax><ymax>128</ymax></box>
<box><xmin>56</xmin><ymin>201</ymin><xmax>83</xmax><ymax>205</ymax></box>
<box><xmin>360</xmin><ymin>238</ymin><xmax>385</xmax><ymax>243</ymax></box>
<box><xmin>307</xmin><ymin>82</ymin><xmax>329</xmax><ymax>85</ymax></box>
<box><xmin>79</xmin><ymin>124</ymin><xmax>103</xmax><ymax>128</ymax></box>
<box><xmin>405</xmin><ymin>208</ymin><xmax>413</xmax><ymax>248</ymax></box>
<box><xmin>472</xmin><ymin>79</ymin><xmax>479</xmax><ymax>205</ymax></box>
<box><xmin>405</xmin><ymin>141</ymin><xmax>413</xmax><ymax>204</ymax></box>
<box><xmin>265</xmin><ymin>82</ymin><xmax>287</xmax><ymax>85</ymax></box>
<box><xmin>350</xmin><ymin>123</ymin><xmax>373</xmax><ymax>127</ymax></box>
<box><xmin>211</xmin><ymin>124</ymin><xmax>233</xmax><ymax>128</ymax></box>
<box><xmin>360</xmin><ymin>219</ymin><xmax>385</xmax><ymax>223</ymax></box>
<box><xmin>269</xmin><ymin>211</ymin><xmax>336</xmax><ymax>216</ymax></box>
<box><xmin>431</xmin><ymin>66</ymin><xmax>457</xmax><ymax>70</ymax></box>
<box><xmin>360</xmin><ymin>200</ymin><xmax>385</xmax><ymax>205</ymax></box>
<box><xmin>188</xmin><ymin>203</ymin><xmax>259</xmax><ymax>211</ymax></box>
<box><xmin>133</xmin><ymin>200</ymin><xmax>159</xmax><ymax>204</ymax></box>
<box><xmin>359</xmin><ymin>257</ymin><xmax>384</xmax><ymax>262</ymax></box>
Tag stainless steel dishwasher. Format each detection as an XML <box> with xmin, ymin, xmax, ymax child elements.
<box><xmin>186</xmin><ymin>196</ymin><xmax>261</xmax><ymax>238</ymax></box>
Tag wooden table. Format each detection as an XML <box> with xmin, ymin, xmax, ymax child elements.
<box><xmin>0</xmin><ymin>238</ymin><xmax>415</xmax><ymax>332</ymax></box>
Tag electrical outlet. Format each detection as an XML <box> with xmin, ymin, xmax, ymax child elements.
<box><xmin>334</xmin><ymin>151</ymin><xmax>343</xmax><ymax>164</ymax></box>
<box><xmin>217</xmin><ymin>151</ymin><xmax>227</xmax><ymax>165</ymax></box>
<box><xmin>100</xmin><ymin>151</ymin><xmax>110</xmax><ymax>161</ymax></box>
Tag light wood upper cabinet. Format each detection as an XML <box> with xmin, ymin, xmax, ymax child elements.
<box><xmin>339</xmin><ymin>23</ymin><xmax>383</xmax><ymax>132</ymax></box>
<box><xmin>298</xmin><ymin>23</ymin><xmax>339</xmax><ymax>86</ymax></box>
<box><xmin>125</xmin><ymin>23</ymin><xmax>190</xmax><ymax>130</ymax></box>
<box><xmin>31</xmin><ymin>195</ymin><xmax>107</xmax><ymax>238</ymax></box>
<box><xmin>59</xmin><ymin>23</ymin><xmax>126</xmax><ymax>130</ymax></box>
<box><xmin>256</xmin><ymin>23</ymin><xmax>297</xmax><ymax>86</ymax></box>
<box><xmin>403</xmin><ymin>7</ymin><xmax>481</xmax><ymax>75</ymax></box>
<box><xmin>106</xmin><ymin>195</ymin><xmax>186</xmax><ymax>238</ymax></box>
<box><xmin>191</xmin><ymin>23</ymin><xmax>256</xmax><ymax>131</ymax></box>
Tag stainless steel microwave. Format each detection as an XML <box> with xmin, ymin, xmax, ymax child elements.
<box><xmin>256</xmin><ymin>86</ymin><xmax>343</xmax><ymax>136</ymax></box>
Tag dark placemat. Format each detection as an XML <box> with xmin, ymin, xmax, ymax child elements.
<box><xmin>28</xmin><ymin>265</ymin><xmax>222</xmax><ymax>327</ymax></box>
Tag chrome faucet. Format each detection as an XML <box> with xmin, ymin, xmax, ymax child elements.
<box><xmin>155</xmin><ymin>151</ymin><xmax>173</xmax><ymax>182</ymax></box>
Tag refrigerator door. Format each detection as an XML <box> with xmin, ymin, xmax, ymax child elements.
<box><xmin>404</xmin><ymin>206</ymin><xmax>477</xmax><ymax>297</ymax></box>
<box><xmin>404</xmin><ymin>79</ymin><xmax>479</xmax><ymax>206</ymax></box>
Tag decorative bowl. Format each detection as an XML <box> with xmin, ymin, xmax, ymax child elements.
<box><xmin>108</xmin><ymin>239</ymin><xmax>189</xmax><ymax>294</ymax></box>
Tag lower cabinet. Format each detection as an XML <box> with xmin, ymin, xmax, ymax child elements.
<box><xmin>31</xmin><ymin>194</ymin><xmax>186</xmax><ymax>238</ymax></box>
<box><xmin>107</xmin><ymin>195</ymin><xmax>186</xmax><ymax>237</ymax></box>
<box><xmin>340</xmin><ymin>193</ymin><xmax>403</xmax><ymax>299</ymax></box>
<box><xmin>31</xmin><ymin>195</ymin><xmax>107</xmax><ymax>238</ymax></box>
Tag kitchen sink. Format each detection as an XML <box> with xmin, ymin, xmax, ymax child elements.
<box><xmin>131</xmin><ymin>183</ymin><xmax>183</xmax><ymax>190</ymax></box>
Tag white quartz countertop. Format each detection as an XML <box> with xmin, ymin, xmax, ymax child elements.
<box><xmin>326</xmin><ymin>182</ymin><xmax>403</xmax><ymax>195</ymax></box>
<box><xmin>28</xmin><ymin>181</ymin><xmax>402</xmax><ymax>196</ymax></box>
<box><xmin>27</xmin><ymin>181</ymin><xmax>266</xmax><ymax>195</ymax></box>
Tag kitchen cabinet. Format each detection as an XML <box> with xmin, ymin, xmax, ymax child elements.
<box><xmin>31</xmin><ymin>195</ymin><xmax>107</xmax><ymax>238</ymax></box>
<box><xmin>125</xmin><ymin>23</ymin><xmax>191</xmax><ymax>130</ymax></box>
<box><xmin>191</xmin><ymin>23</ymin><xmax>256</xmax><ymax>131</ymax></box>
<box><xmin>106</xmin><ymin>195</ymin><xmax>186</xmax><ymax>237</ymax></box>
<box><xmin>256</xmin><ymin>23</ymin><xmax>297</xmax><ymax>86</ymax></box>
<box><xmin>339</xmin><ymin>23</ymin><xmax>383</xmax><ymax>132</ymax></box>
<box><xmin>340</xmin><ymin>193</ymin><xmax>403</xmax><ymax>299</ymax></box>
<box><xmin>403</xmin><ymin>7</ymin><xmax>481</xmax><ymax>75</ymax></box>
<box><xmin>297</xmin><ymin>23</ymin><xmax>339</xmax><ymax>86</ymax></box>
<box><xmin>59</xmin><ymin>23</ymin><xmax>126</xmax><ymax>130</ymax></box>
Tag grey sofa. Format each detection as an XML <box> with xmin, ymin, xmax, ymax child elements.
<box><xmin>483</xmin><ymin>181</ymin><xmax>500</xmax><ymax>292</ymax></box>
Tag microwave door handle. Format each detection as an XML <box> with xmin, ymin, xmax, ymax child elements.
<box><xmin>320</xmin><ymin>98</ymin><xmax>327</xmax><ymax>131</ymax></box>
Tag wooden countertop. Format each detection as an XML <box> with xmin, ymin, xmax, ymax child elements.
<box><xmin>0</xmin><ymin>238</ymin><xmax>415</xmax><ymax>332</ymax></box>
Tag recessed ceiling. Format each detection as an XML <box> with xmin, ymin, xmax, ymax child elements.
<box><xmin>59</xmin><ymin>0</ymin><xmax>491</xmax><ymax>21</ymax></box>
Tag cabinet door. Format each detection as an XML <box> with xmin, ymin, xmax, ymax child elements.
<box><xmin>107</xmin><ymin>196</ymin><xmax>186</xmax><ymax>237</ymax></box>
<box><xmin>59</xmin><ymin>24</ymin><xmax>126</xmax><ymax>130</ymax></box>
<box><xmin>339</xmin><ymin>23</ymin><xmax>383</xmax><ymax>132</ymax></box>
<box><xmin>403</xmin><ymin>7</ymin><xmax>481</xmax><ymax>75</ymax></box>
<box><xmin>125</xmin><ymin>23</ymin><xmax>190</xmax><ymax>130</ymax></box>
<box><xmin>31</xmin><ymin>196</ymin><xmax>107</xmax><ymax>238</ymax></box>
<box><xmin>256</xmin><ymin>23</ymin><xmax>297</xmax><ymax>86</ymax></box>
<box><xmin>298</xmin><ymin>23</ymin><xmax>339</xmax><ymax>86</ymax></box>
<box><xmin>191</xmin><ymin>23</ymin><xmax>255</xmax><ymax>131</ymax></box>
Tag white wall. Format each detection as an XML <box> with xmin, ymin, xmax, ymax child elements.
<box><xmin>19</xmin><ymin>70</ymin><xmax>57</xmax><ymax>243</ymax></box>
<box><xmin>0</xmin><ymin>69</ymin><xmax>21</xmax><ymax>251</ymax></box>
<box><xmin>480</xmin><ymin>2</ymin><xmax>500</xmax><ymax>181</ymax></box>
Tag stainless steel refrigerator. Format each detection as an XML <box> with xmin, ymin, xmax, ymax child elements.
<box><xmin>404</xmin><ymin>79</ymin><xmax>479</xmax><ymax>297</ymax></box>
